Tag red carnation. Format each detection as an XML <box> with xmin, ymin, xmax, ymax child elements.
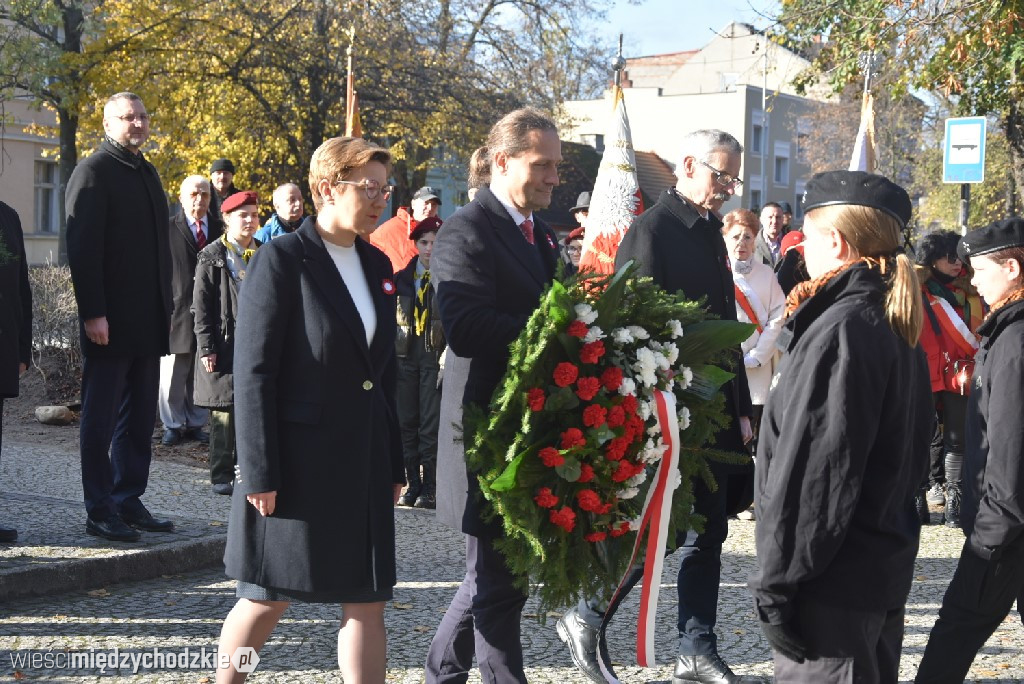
<box><xmin>624</xmin><ymin>415</ymin><xmax>646</xmax><ymax>442</ymax></box>
<box><xmin>539</xmin><ymin>447</ymin><xmax>565</xmax><ymax>467</ymax></box>
<box><xmin>579</xmin><ymin>340</ymin><xmax>606</xmax><ymax>365</ymax></box>
<box><xmin>549</xmin><ymin>506</ymin><xmax>577</xmax><ymax>532</ymax></box>
<box><xmin>560</xmin><ymin>428</ymin><xmax>586</xmax><ymax>450</ymax></box>
<box><xmin>567</xmin><ymin>320</ymin><xmax>588</xmax><ymax>338</ymax></box>
<box><xmin>621</xmin><ymin>394</ymin><xmax>638</xmax><ymax>415</ymax></box>
<box><xmin>607</xmin><ymin>405</ymin><xmax>626</xmax><ymax>428</ymax></box>
<box><xmin>576</xmin><ymin>489</ymin><xmax>603</xmax><ymax>512</ymax></box>
<box><xmin>554</xmin><ymin>362</ymin><xmax>579</xmax><ymax>387</ymax></box>
<box><xmin>582</xmin><ymin>404</ymin><xmax>607</xmax><ymax>428</ymax></box>
<box><xmin>584</xmin><ymin>531</ymin><xmax>607</xmax><ymax>543</ymax></box>
<box><xmin>609</xmin><ymin>521</ymin><xmax>631</xmax><ymax>537</ymax></box>
<box><xmin>576</xmin><ymin>376</ymin><xmax>601</xmax><ymax>401</ymax></box>
<box><xmin>612</xmin><ymin>459</ymin><xmax>642</xmax><ymax>482</ymax></box>
<box><xmin>527</xmin><ymin>388</ymin><xmax>546</xmax><ymax>412</ymax></box>
<box><xmin>534</xmin><ymin>487</ymin><xmax>559</xmax><ymax>508</ymax></box>
<box><xmin>605</xmin><ymin>436</ymin><xmax>629</xmax><ymax>461</ymax></box>
<box><xmin>577</xmin><ymin>463</ymin><xmax>595</xmax><ymax>483</ymax></box>
<box><xmin>601</xmin><ymin>366</ymin><xmax>623</xmax><ymax>391</ymax></box>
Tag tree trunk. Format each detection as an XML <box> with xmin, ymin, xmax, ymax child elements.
<box><xmin>57</xmin><ymin>108</ymin><xmax>78</xmax><ymax>266</ymax></box>
<box><xmin>1005</xmin><ymin>99</ymin><xmax>1024</xmax><ymax>218</ymax></box>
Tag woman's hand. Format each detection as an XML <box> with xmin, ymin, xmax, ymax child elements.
<box><xmin>393</xmin><ymin>484</ymin><xmax>404</xmax><ymax>505</ymax></box>
<box><xmin>247</xmin><ymin>491</ymin><xmax>277</xmax><ymax>516</ymax></box>
<box><xmin>201</xmin><ymin>354</ymin><xmax>217</xmax><ymax>373</ymax></box>
<box><xmin>740</xmin><ymin>416</ymin><xmax>754</xmax><ymax>445</ymax></box>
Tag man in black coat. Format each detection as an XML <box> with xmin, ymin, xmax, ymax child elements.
<box><xmin>66</xmin><ymin>92</ymin><xmax>173</xmax><ymax>542</ymax></box>
<box><xmin>0</xmin><ymin>200</ymin><xmax>32</xmax><ymax>543</ymax></box>
<box><xmin>158</xmin><ymin>175</ymin><xmax>222</xmax><ymax>446</ymax></box>
<box><xmin>556</xmin><ymin>129</ymin><xmax>761</xmax><ymax>684</ymax></box>
<box><xmin>424</xmin><ymin>108</ymin><xmax>562</xmax><ymax>683</ymax></box>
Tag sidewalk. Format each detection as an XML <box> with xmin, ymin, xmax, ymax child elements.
<box><xmin>0</xmin><ymin>441</ymin><xmax>228</xmax><ymax>602</ymax></box>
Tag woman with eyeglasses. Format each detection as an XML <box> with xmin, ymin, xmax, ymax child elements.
<box><xmin>216</xmin><ymin>137</ymin><xmax>404</xmax><ymax>683</ymax></box>
<box><xmin>562</xmin><ymin>226</ymin><xmax>584</xmax><ymax>275</ymax></box>
<box><xmin>914</xmin><ymin>231</ymin><xmax>984</xmax><ymax>528</ymax></box>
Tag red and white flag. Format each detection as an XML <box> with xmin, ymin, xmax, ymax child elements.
<box><xmin>848</xmin><ymin>91</ymin><xmax>876</xmax><ymax>172</ymax></box>
<box><xmin>579</xmin><ymin>85</ymin><xmax>644</xmax><ymax>274</ymax></box>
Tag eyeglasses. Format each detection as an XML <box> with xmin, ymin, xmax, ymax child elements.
<box><xmin>945</xmin><ymin>254</ymin><xmax>962</xmax><ymax>265</ymax></box>
<box><xmin>699</xmin><ymin>160</ymin><xmax>743</xmax><ymax>189</ymax></box>
<box><xmin>334</xmin><ymin>179</ymin><xmax>394</xmax><ymax>200</ymax></box>
<box><xmin>566</xmin><ymin>245</ymin><xmax>583</xmax><ymax>254</ymax></box>
<box><xmin>114</xmin><ymin>113</ymin><xmax>150</xmax><ymax>123</ymax></box>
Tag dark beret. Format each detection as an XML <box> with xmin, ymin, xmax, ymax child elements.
<box><xmin>410</xmin><ymin>216</ymin><xmax>442</xmax><ymax>242</ymax></box>
<box><xmin>220</xmin><ymin>191</ymin><xmax>258</xmax><ymax>214</ymax></box>
<box><xmin>915</xmin><ymin>230</ymin><xmax>962</xmax><ymax>266</ymax></box>
<box><xmin>803</xmin><ymin>170</ymin><xmax>912</xmax><ymax>228</ymax></box>
<box><xmin>210</xmin><ymin>158</ymin><xmax>235</xmax><ymax>174</ymax></box>
<box><xmin>958</xmin><ymin>217</ymin><xmax>1024</xmax><ymax>261</ymax></box>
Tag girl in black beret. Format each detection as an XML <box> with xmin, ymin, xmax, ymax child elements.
<box><xmin>917</xmin><ymin>217</ymin><xmax>1024</xmax><ymax>682</ymax></box>
<box><xmin>913</xmin><ymin>230</ymin><xmax>984</xmax><ymax>527</ymax></box>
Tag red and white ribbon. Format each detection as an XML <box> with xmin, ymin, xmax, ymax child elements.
<box><xmin>598</xmin><ymin>389</ymin><xmax>680</xmax><ymax>681</ymax></box>
<box><xmin>930</xmin><ymin>296</ymin><xmax>979</xmax><ymax>358</ymax></box>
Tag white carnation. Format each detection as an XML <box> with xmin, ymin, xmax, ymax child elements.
<box><xmin>618</xmin><ymin>378</ymin><xmax>637</xmax><ymax>396</ymax></box>
<box><xmin>677</xmin><ymin>405</ymin><xmax>691</xmax><ymax>430</ymax></box>
<box><xmin>663</xmin><ymin>342</ymin><xmax>679</xmax><ymax>365</ymax></box>
<box><xmin>633</xmin><ymin>347</ymin><xmax>658</xmax><ymax>387</ymax></box>
<box><xmin>638</xmin><ymin>399</ymin><xmax>652</xmax><ymax>420</ymax></box>
<box><xmin>583</xmin><ymin>326</ymin><xmax>605</xmax><ymax>343</ymax></box>
<box><xmin>667</xmin><ymin>320</ymin><xmax>684</xmax><ymax>338</ymax></box>
<box><xmin>627</xmin><ymin>469</ymin><xmax>648</xmax><ymax>487</ymax></box>
<box><xmin>676</xmin><ymin>366</ymin><xmax>693</xmax><ymax>390</ymax></box>
<box><xmin>627</xmin><ymin>325</ymin><xmax>649</xmax><ymax>340</ymax></box>
<box><xmin>574</xmin><ymin>303</ymin><xmax>598</xmax><ymax>325</ymax></box>
<box><xmin>612</xmin><ymin>327</ymin><xmax>634</xmax><ymax>345</ymax></box>
<box><xmin>619</xmin><ymin>487</ymin><xmax>640</xmax><ymax>500</ymax></box>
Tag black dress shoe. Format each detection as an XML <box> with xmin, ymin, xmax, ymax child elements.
<box><xmin>0</xmin><ymin>525</ymin><xmax>18</xmax><ymax>543</ymax></box>
<box><xmin>188</xmin><ymin>428</ymin><xmax>210</xmax><ymax>445</ymax></box>
<box><xmin>120</xmin><ymin>508</ymin><xmax>174</xmax><ymax>532</ymax></box>
<box><xmin>555</xmin><ymin>606</ymin><xmax>608</xmax><ymax>683</ymax></box>
<box><xmin>212</xmin><ymin>482</ymin><xmax>234</xmax><ymax>496</ymax></box>
<box><xmin>161</xmin><ymin>428</ymin><xmax>183</xmax><ymax>446</ymax></box>
<box><xmin>413</xmin><ymin>493</ymin><xmax>436</xmax><ymax>509</ymax></box>
<box><xmin>915</xmin><ymin>490</ymin><xmax>931</xmax><ymax>524</ymax></box>
<box><xmin>672</xmin><ymin>653</ymin><xmax>766</xmax><ymax>684</ymax></box>
<box><xmin>86</xmin><ymin>516</ymin><xmax>141</xmax><ymax>542</ymax></box>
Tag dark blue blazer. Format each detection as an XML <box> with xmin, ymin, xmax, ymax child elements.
<box><xmin>431</xmin><ymin>187</ymin><xmax>559</xmax><ymax>537</ymax></box>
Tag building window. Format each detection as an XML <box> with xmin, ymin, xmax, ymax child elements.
<box><xmin>34</xmin><ymin>160</ymin><xmax>59</xmax><ymax>233</ymax></box>
<box><xmin>749</xmin><ymin>189</ymin><xmax>762</xmax><ymax>213</ymax></box>
<box><xmin>751</xmin><ymin>124</ymin><xmax>763</xmax><ymax>156</ymax></box>
<box><xmin>581</xmin><ymin>133</ymin><xmax>604</xmax><ymax>153</ymax></box>
<box><xmin>774</xmin><ymin>155</ymin><xmax>789</xmax><ymax>185</ymax></box>
<box><xmin>794</xmin><ymin>183</ymin><xmax>807</xmax><ymax>221</ymax></box>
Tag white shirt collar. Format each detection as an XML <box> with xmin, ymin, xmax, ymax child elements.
<box><xmin>489</xmin><ymin>184</ymin><xmax>533</xmax><ymax>227</ymax></box>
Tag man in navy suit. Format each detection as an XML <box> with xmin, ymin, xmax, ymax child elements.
<box><xmin>424</xmin><ymin>108</ymin><xmax>562</xmax><ymax>683</ymax></box>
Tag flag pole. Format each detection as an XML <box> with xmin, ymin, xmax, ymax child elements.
<box><xmin>345</xmin><ymin>25</ymin><xmax>355</xmax><ymax>134</ymax></box>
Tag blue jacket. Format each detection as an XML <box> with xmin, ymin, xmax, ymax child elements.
<box><xmin>254</xmin><ymin>214</ymin><xmax>301</xmax><ymax>243</ymax></box>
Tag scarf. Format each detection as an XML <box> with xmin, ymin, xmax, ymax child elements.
<box><xmin>984</xmin><ymin>286</ymin><xmax>1024</xmax><ymax>323</ymax></box>
<box><xmin>221</xmin><ymin>233</ymin><xmax>256</xmax><ymax>264</ymax></box>
<box><xmin>414</xmin><ymin>269</ymin><xmax>431</xmax><ymax>337</ymax></box>
<box><xmin>732</xmin><ymin>257</ymin><xmax>754</xmax><ymax>275</ymax></box>
<box><xmin>784</xmin><ymin>254</ymin><xmax>895</xmax><ymax>318</ymax></box>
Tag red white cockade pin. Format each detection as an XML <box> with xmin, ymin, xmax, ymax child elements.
<box><xmin>381</xmin><ymin>278</ymin><xmax>396</xmax><ymax>295</ymax></box>
<box><xmin>546</xmin><ymin>234</ymin><xmax>557</xmax><ymax>249</ymax></box>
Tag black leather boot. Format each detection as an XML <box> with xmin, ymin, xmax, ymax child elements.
<box><xmin>944</xmin><ymin>451</ymin><xmax>962</xmax><ymax>528</ymax></box>
<box><xmin>914</xmin><ymin>489</ymin><xmax>930</xmax><ymax>524</ymax></box>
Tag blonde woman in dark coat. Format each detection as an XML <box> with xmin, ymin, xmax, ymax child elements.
<box><xmin>216</xmin><ymin>138</ymin><xmax>403</xmax><ymax>683</ymax></box>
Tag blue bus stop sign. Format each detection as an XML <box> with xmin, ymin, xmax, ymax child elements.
<box><xmin>943</xmin><ymin>117</ymin><xmax>986</xmax><ymax>184</ymax></box>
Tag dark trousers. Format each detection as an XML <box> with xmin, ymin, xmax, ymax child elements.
<box><xmin>425</xmin><ymin>534</ymin><xmax>529</xmax><ymax>683</ymax></box>
<box><xmin>774</xmin><ymin>599</ymin><xmax>904</xmax><ymax>683</ymax></box>
<box><xmin>209</xmin><ymin>408</ymin><xmax>235</xmax><ymax>484</ymax></box>
<box><xmin>916</xmin><ymin>540</ymin><xmax>1024</xmax><ymax>683</ymax></box>
<box><xmin>79</xmin><ymin>356</ymin><xmax>159</xmax><ymax>520</ymax></box>
<box><xmin>397</xmin><ymin>342</ymin><xmax>440</xmax><ymax>495</ymax></box>
<box><xmin>583</xmin><ymin>461</ymin><xmax>731</xmax><ymax>655</ymax></box>
<box><xmin>928</xmin><ymin>392</ymin><xmax>968</xmax><ymax>487</ymax></box>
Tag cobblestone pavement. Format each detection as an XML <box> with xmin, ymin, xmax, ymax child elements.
<box><xmin>2</xmin><ymin>442</ymin><xmax>1024</xmax><ymax>682</ymax></box>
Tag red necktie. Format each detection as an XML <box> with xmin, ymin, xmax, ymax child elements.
<box><xmin>520</xmin><ymin>219</ymin><xmax>535</xmax><ymax>245</ymax></box>
<box><xmin>195</xmin><ymin>220</ymin><xmax>207</xmax><ymax>250</ymax></box>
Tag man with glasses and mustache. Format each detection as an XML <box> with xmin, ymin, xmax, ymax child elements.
<box><xmin>557</xmin><ymin>129</ymin><xmax>762</xmax><ymax>684</ymax></box>
<box><xmin>66</xmin><ymin>92</ymin><xmax>174</xmax><ymax>542</ymax></box>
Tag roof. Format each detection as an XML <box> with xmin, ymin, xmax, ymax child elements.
<box><xmin>634</xmin><ymin>151</ymin><xmax>677</xmax><ymax>206</ymax></box>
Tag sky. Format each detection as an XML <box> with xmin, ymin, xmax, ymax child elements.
<box><xmin>601</xmin><ymin>0</ymin><xmax>780</xmax><ymax>57</ymax></box>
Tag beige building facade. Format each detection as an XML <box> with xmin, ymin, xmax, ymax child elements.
<box><xmin>561</xmin><ymin>22</ymin><xmax>831</xmax><ymax>223</ymax></box>
<box><xmin>0</xmin><ymin>97</ymin><xmax>60</xmax><ymax>264</ymax></box>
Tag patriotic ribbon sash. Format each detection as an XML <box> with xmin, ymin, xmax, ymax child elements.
<box><xmin>929</xmin><ymin>296</ymin><xmax>979</xmax><ymax>358</ymax></box>
<box><xmin>598</xmin><ymin>389</ymin><xmax>681</xmax><ymax>681</ymax></box>
<box><xmin>733</xmin><ymin>280</ymin><xmax>763</xmax><ymax>333</ymax></box>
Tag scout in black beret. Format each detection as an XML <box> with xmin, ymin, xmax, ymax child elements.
<box><xmin>803</xmin><ymin>170</ymin><xmax>912</xmax><ymax>228</ymax></box>
<box><xmin>957</xmin><ymin>217</ymin><xmax>1024</xmax><ymax>261</ymax></box>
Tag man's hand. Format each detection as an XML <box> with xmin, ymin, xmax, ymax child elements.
<box><xmin>201</xmin><ymin>354</ymin><xmax>217</xmax><ymax>373</ymax></box>
<box><xmin>760</xmin><ymin>620</ymin><xmax>808</xmax><ymax>663</ymax></box>
<box><xmin>84</xmin><ymin>317</ymin><xmax>110</xmax><ymax>346</ymax></box>
<box><xmin>740</xmin><ymin>415</ymin><xmax>753</xmax><ymax>445</ymax></box>
<box><xmin>247</xmin><ymin>491</ymin><xmax>277</xmax><ymax>517</ymax></box>
<box><xmin>18</xmin><ymin>363</ymin><xmax>27</xmax><ymax>375</ymax></box>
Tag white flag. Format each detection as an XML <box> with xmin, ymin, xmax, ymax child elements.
<box><xmin>849</xmin><ymin>92</ymin><xmax>877</xmax><ymax>172</ymax></box>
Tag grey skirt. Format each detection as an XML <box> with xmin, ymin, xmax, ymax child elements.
<box><xmin>236</xmin><ymin>580</ymin><xmax>393</xmax><ymax>604</ymax></box>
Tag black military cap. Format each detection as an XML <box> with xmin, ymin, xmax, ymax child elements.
<box><xmin>802</xmin><ymin>170</ymin><xmax>912</xmax><ymax>228</ymax></box>
<box><xmin>958</xmin><ymin>217</ymin><xmax>1024</xmax><ymax>261</ymax></box>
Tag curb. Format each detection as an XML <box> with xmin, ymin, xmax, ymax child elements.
<box><xmin>0</xmin><ymin>534</ymin><xmax>226</xmax><ymax>602</ymax></box>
